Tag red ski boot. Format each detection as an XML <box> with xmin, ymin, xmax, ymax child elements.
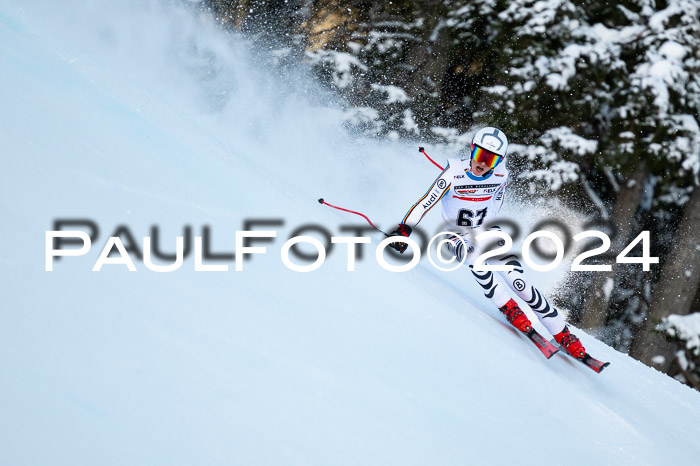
<box><xmin>554</xmin><ymin>326</ymin><xmax>586</xmax><ymax>359</ymax></box>
<box><xmin>499</xmin><ymin>299</ymin><xmax>532</xmax><ymax>332</ymax></box>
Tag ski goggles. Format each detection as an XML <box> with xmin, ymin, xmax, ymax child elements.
<box><xmin>470</xmin><ymin>145</ymin><xmax>503</xmax><ymax>169</ymax></box>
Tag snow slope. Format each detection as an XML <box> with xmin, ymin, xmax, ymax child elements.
<box><xmin>1</xmin><ymin>1</ymin><xmax>699</xmax><ymax>465</ymax></box>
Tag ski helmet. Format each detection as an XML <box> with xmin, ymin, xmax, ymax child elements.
<box><xmin>471</xmin><ymin>127</ymin><xmax>509</xmax><ymax>157</ymax></box>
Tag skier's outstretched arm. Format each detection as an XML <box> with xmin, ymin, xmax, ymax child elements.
<box><xmin>388</xmin><ymin>163</ymin><xmax>452</xmax><ymax>252</ymax></box>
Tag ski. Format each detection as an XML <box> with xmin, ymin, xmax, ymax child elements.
<box><xmin>578</xmin><ymin>354</ymin><xmax>611</xmax><ymax>373</ymax></box>
<box><xmin>523</xmin><ymin>328</ymin><xmax>559</xmax><ymax>359</ymax></box>
<box><xmin>550</xmin><ymin>339</ymin><xmax>611</xmax><ymax>373</ymax></box>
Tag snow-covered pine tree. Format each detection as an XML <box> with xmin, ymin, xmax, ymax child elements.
<box><xmin>482</xmin><ymin>0</ymin><xmax>699</xmax><ymax>366</ymax></box>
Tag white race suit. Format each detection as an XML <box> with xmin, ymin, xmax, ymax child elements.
<box><xmin>401</xmin><ymin>157</ymin><xmax>566</xmax><ymax>336</ymax></box>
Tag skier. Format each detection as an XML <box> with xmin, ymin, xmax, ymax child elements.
<box><xmin>388</xmin><ymin>127</ymin><xmax>586</xmax><ymax>358</ymax></box>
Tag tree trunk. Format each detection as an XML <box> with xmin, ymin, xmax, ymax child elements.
<box><xmin>399</xmin><ymin>15</ymin><xmax>452</xmax><ymax>97</ymax></box>
<box><xmin>580</xmin><ymin>167</ymin><xmax>648</xmax><ymax>331</ymax></box>
<box><xmin>629</xmin><ymin>185</ymin><xmax>700</xmax><ymax>370</ymax></box>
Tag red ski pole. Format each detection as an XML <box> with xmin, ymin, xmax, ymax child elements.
<box><xmin>317</xmin><ymin>198</ymin><xmax>389</xmax><ymax>237</ymax></box>
<box><xmin>419</xmin><ymin>146</ymin><xmax>444</xmax><ymax>170</ymax></box>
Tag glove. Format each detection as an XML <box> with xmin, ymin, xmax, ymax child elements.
<box><xmin>388</xmin><ymin>223</ymin><xmax>412</xmax><ymax>253</ymax></box>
